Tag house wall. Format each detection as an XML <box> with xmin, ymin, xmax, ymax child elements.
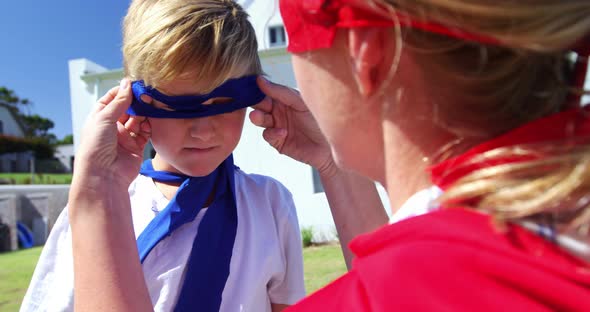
<box><xmin>239</xmin><ymin>0</ymin><xmax>284</xmax><ymax>50</ymax></box>
<box><xmin>0</xmin><ymin>185</ymin><xmax>70</xmax><ymax>251</ymax></box>
<box><xmin>55</xmin><ymin>144</ymin><xmax>74</xmax><ymax>172</ymax></box>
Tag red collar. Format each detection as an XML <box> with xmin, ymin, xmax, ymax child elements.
<box><xmin>429</xmin><ymin>106</ymin><xmax>590</xmax><ymax>190</ymax></box>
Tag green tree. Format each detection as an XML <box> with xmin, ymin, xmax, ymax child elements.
<box><xmin>0</xmin><ymin>86</ymin><xmax>30</xmax><ymax>113</ymax></box>
<box><xmin>57</xmin><ymin>134</ymin><xmax>73</xmax><ymax>145</ymax></box>
<box><xmin>19</xmin><ymin>114</ymin><xmax>55</xmax><ymax>138</ymax></box>
<box><xmin>0</xmin><ymin>86</ymin><xmax>56</xmax><ymax>158</ymax></box>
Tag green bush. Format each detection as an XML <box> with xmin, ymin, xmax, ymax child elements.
<box><xmin>301</xmin><ymin>227</ymin><xmax>314</xmax><ymax>248</ymax></box>
<box><xmin>0</xmin><ymin>135</ymin><xmax>54</xmax><ymax>158</ymax></box>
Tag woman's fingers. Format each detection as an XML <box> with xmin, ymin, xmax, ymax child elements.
<box><xmin>98</xmin><ymin>86</ymin><xmax>120</xmax><ymax>106</ymax></box>
<box><xmin>140</xmin><ymin>118</ymin><xmax>152</xmax><ymax>136</ymax></box>
<box><xmin>91</xmin><ymin>86</ymin><xmax>120</xmax><ymax>115</ymax></box>
<box><xmin>252</xmin><ymin>94</ymin><xmax>273</xmax><ymax>113</ymax></box>
<box><xmin>256</xmin><ymin>76</ymin><xmax>305</xmax><ymax>111</ymax></box>
<box><xmin>102</xmin><ymin>79</ymin><xmax>134</xmax><ymax>123</ymax></box>
<box><xmin>249</xmin><ymin>109</ymin><xmax>275</xmax><ymax>128</ymax></box>
<box><xmin>117</xmin><ymin>120</ymin><xmax>149</xmax><ymax>153</ymax></box>
<box><xmin>262</xmin><ymin>128</ymin><xmax>287</xmax><ymax>151</ymax></box>
<box><xmin>124</xmin><ymin>116</ymin><xmax>148</xmax><ymax>137</ymax></box>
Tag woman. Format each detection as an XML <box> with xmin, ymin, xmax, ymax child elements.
<box><xmin>69</xmin><ymin>0</ymin><xmax>590</xmax><ymax>310</ymax></box>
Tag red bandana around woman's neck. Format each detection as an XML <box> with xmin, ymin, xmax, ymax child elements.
<box><xmin>429</xmin><ymin>105</ymin><xmax>590</xmax><ymax>190</ymax></box>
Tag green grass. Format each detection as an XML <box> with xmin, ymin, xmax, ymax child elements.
<box><xmin>303</xmin><ymin>244</ymin><xmax>347</xmax><ymax>293</ymax></box>
<box><xmin>0</xmin><ymin>244</ymin><xmax>347</xmax><ymax>311</ymax></box>
<box><xmin>0</xmin><ymin>247</ymin><xmax>42</xmax><ymax>311</ymax></box>
<box><xmin>0</xmin><ymin>173</ymin><xmax>72</xmax><ymax>185</ymax></box>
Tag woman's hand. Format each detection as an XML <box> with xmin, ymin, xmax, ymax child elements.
<box><xmin>250</xmin><ymin>77</ymin><xmax>337</xmax><ymax>177</ymax></box>
<box><xmin>69</xmin><ymin>80</ymin><xmax>154</xmax><ymax>312</ymax></box>
<box><xmin>251</xmin><ymin>78</ymin><xmax>388</xmax><ymax>269</ymax></box>
<box><xmin>73</xmin><ymin>79</ymin><xmax>151</xmax><ymax>190</ymax></box>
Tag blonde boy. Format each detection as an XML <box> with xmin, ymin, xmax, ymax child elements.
<box><xmin>21</xmin><ymin>1</ymin><xmax>305</xmax><ymax>311</ymax></box>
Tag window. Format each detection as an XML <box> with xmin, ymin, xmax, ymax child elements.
<box><xmin>269</xmin><ymin>25</ymin><xmax>286</xmax><ymax>47</ymax></box>
<box><xmin>311</xmin><ymin>167</ymin><xmax>325</xmax><ymax>193</ymax></box>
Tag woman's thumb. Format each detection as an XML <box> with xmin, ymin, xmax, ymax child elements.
<box><xmin>103</xmin><ymin>79</ymin><xmax>133</xmax><ymax>122</ymax></box>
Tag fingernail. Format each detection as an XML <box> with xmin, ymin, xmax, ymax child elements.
<box><xmin>141</xmin><ymin>120</ymin><xmax>151</xmax><ymax>133</ymax></box>
<box><xmin>120</xmin><ymin>78</ymin><xmax>129</xmax><ymax>89</ymax></box>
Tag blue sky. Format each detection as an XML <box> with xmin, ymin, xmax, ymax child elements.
<box><xmin>0</xmin><ymin>0</ymin><xmax>130</xmax><ymax>139</ymax></box>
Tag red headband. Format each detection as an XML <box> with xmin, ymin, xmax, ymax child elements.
<box><xmin>280</xmin><ymin>0</ymin><xmax>501</xmax><ymax>53</ymax></box>
<box><xmin>280</xmin><ymin>0</ymin><xmax>589</xmax><ymax>96</ymax></box>
<box><xmin>280</xmin><ymin>0</ymin><xmax>588</xmax><ymax>54</ymax></box>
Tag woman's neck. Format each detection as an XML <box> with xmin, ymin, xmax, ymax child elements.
<box><xmin>382</xmin><ymin>129</ymin><xmax>432</xmax><ymax>213</ymax></box>
<box><xmin>379</xmin><ymin>90</ymin><xmax>467</xmax><ymax>213</ymax></box>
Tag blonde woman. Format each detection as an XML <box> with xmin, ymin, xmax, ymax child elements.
<box><xmin>69</xmin><ymin>0</ymin><xmax>590</xmax><ymax>311</ymax></box>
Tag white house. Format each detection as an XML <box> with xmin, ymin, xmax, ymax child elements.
<box><xmin>55</xmin><ymin>144</ymin><xmax>74</xmax><ymax>172</ymax></box>
<box><xmin>68</xmin><ymin>0</ymin><xmax>391</xmax><ymax>241</ymax></box>
<box><xmin>0</xmin><ymin>104</ymin><xmax>33</xmax><ymax>173</ymax></box>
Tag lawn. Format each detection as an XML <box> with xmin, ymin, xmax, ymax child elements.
<box><xmin>303</xmin><ymin>244</ymin><xmax>347</xmax><ymax>293</ymax></box>
<box><xmin>0</xmin><ymin>247</ymin><xmax>42</xmax><ymax>311</ymax></box>
<box><xmin>0</xmin><ymin>173</ymin><xmax>72</xmax><ymax>185</ymax></box>
<box><xmin>0</xmin><ymin>244</ymin><xmax>347</xmax><ymax>311</ymax></box>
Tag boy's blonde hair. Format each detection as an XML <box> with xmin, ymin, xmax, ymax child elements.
<box><xmin>123</xmin><ymin>0</ymin><xmax>262</xmax><ymax>92</ymax></box>
<box><xmin>373</xmin><ymin>0</ymin><xmax>590</xmax><ymax>234</ymax></box>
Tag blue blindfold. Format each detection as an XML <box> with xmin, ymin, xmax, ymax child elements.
<box><xmin>127</xmin><ymin>75</ymin><xmax>265</xmax><ymax>119</ymax></box>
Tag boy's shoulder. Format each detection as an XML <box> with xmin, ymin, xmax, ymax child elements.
<box><xmin>233</xmin><ymin>169</ymin><xmax>293</xmax><ymax>199</ymax></box>
<box><xmin>233</xmin><ymin>169</ymin><xmax>298</xmax><ymax>221</ymax></box>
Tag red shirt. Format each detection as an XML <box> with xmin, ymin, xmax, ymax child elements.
<box><xmin>288</xmin><ymin>209</ymin><xmax>590</xmax><ymax>311</ymax></box>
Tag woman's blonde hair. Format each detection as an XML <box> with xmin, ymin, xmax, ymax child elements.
<box><xmin>376</xmin><ymin>0</ymin><xmax>590</xmax><ymax>233</ymax></box>
<box><xmin>122</xmin><ymin>0</ymin><xmax>262</xmax><ymax>92</ymax></box>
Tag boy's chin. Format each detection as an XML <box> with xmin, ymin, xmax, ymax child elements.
<box><xmin>175</xmin><ymin>160</ymin><xmax>227</xmax><ymax>177</ymax></box>
<box><xmin>180</xmin><ymin>166</ymin><xmax>218</xmax><ymax>177</ymax></box>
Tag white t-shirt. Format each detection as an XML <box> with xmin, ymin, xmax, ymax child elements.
<box><xmin>21</xmin><ymin>170</ymin><xmax>306</xmax><ymax>312</ymax></box>
<box><xmin>389</xmin><ymin>186</ymin><xmax>442</xmax><ymax>224</ymax></box>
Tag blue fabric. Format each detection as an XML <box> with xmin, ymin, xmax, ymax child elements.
<box><xmin>128</xmin><ymin>75</ymin><xmax>265</xmax><ymax>119</ymax></box>
<box><xmin>136</xmin><ymin>156</ymin><xmax>238</xmax><ymax>311</ymax></box>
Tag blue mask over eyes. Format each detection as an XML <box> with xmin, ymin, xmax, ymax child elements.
<box><xmin>127</xmin><ymin>75</ymin><xmax>265</xmax><ymax>119</ymax></box>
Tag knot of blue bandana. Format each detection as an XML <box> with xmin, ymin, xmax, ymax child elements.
<box><xmin>137</xmin><ymin>156</ymin><xmax>238</xmax><ymax>311</ymax></box>
<box><xmin>128</xmin><ymin>75</ymin><xmax>265</xmax><ymax>119</ymax></box>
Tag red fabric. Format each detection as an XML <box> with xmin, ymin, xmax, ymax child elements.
<box><xmin>280</xmin><ymin>0</ymin><xmax>589</xmax><ymax>104</ymax></box>
<box><xmin>429</xmin><ymin>105</ymin><xmax>590</xmax><ymax>190</ymax></box>
<box><xmin>288</xmin><ymin>209</ymin><xmax>590</xmax><ymax>311</ymax></box>
<box><xmin>280</xmin><ymin>0</ymin><xmax>500</xmax><ymax>53</ymax></box>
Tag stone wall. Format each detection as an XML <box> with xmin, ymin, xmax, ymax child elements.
<box><xmin>0</xmin><ymin>195</ymin><xmax>17</xmax><ymax>252</ymax></box>
<box><xmin>0</xmin><ymin>185</ymin><xmax>69</xmax><ymax>251</ymax></box>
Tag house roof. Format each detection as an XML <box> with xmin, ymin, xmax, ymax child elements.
<box><xmin>0</xmin><ymin>103</ymin><xmax>26</xmax><ymax>135</ymax></box>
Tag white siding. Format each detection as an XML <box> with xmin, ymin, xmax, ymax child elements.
<box><xmin>238</xmin><ymin>0</ymin><xmax>285</xmax><ymax>50</ymax></box>
<box><xmin>55</xmin><ymin>144</ymin><xmax>74</xmax><ymax>172</ymax></box>
<box><xmin>69</xmin><ymin>59</ymin><xmax>121</xmax><ymax>153</ymax></box>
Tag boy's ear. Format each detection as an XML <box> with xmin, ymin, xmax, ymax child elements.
<box><xmin>347</xmin><ymin>27</ymin><xmax>392</xmax><ymax>97</ymax></box>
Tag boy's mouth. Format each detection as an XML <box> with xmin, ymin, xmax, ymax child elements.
<box><xmin>183</xmin><ymin>146</ymin><xmax>217</xmax><ymax>153</ymax></box>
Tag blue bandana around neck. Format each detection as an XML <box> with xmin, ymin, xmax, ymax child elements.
<box><xmin>136</xmin><ymin>155</ymin><xmax>238</xmax><ymax>311</ymax></box>
<box><xmin>127</xmin><ymin>75</ymin><xmax>265</xmax><ymax>119</ymax></box>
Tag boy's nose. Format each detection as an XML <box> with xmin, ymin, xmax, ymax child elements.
<box><xmin>189</xmin><ymin>117</ymin><xmax>215</xmax><ymax>141</ymax></box>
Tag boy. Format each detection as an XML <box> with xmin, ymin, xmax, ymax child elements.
<box><xmin>20</xmin><ymin>0</ymin><xmax>305</xmax><ymax>311</ymax></box>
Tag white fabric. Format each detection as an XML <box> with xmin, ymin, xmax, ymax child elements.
<box><xmin>389</xmin><ymin>186</ymin><xmax>442</xmax><ymax>224</ymax></box>
<box><xmin>21</xmin><ymin>170</ymin><xmax>306</xmax><ymax>312</ymax></box>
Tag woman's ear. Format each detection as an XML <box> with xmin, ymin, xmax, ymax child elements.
<box><xmin>347</xmin><ymin>27</ymin><xmax>393</xmax><ymax>97</ymax></box>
